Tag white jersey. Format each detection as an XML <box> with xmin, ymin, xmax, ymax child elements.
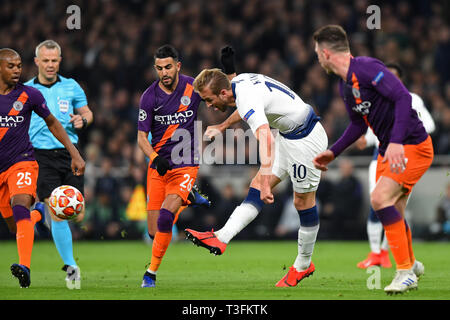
<box><xmin>231</xmin><ymin>73</ymin><xmax>328</xmax><ymax>193</ymax></box>
<box><xmin>364</xmin><ymin>91</ymin><xmax>435</xmax><ymax>147</ymax></box>
<box><xmin>231</xmin><ymin>73</ymin><xmax>312</xmax><ymax>134</ymax></box>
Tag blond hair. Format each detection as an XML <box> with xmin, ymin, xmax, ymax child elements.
<box><xmin>193</xmin><ymin>68</ymin><xmax>231</xmax><ymax>95</ymax></box>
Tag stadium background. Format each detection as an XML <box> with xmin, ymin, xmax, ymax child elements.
<box><xmin>0</xmin><ymin>0</ymin><xmax>448</xmax><ymax>242</ymax></box>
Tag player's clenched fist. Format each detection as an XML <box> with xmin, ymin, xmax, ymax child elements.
<box><xmin>153</xmin><ymin>155</ymin><xmax>171</xmax><ymax>176</ymax></box>
<box><xmin>204</xmin><ymin>124</ymin><xmax>225</xmax><ymax>140</ymax></box>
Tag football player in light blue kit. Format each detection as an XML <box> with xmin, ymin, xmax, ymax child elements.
<box><xmin>26</xmin><ymin>40</ymin><xmax>93</xmax><ymax>282</ymax></box>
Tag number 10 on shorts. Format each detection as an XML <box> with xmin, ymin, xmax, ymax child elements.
<box><xmin>292</xmin><ymin>163</ymin><xmax>307</xmax><ymax>182</ymax></box>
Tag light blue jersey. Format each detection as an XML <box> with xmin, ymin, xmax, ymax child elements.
<box><xmin>26</xmin><ymin>75</ymin><xmax>87</xmax><ymax>149</ymax></box>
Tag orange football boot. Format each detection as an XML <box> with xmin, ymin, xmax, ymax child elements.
<box><xmin>275</xmin><ymin>262</ymin><xmax>315</xmax><ymax>287</ymax></box>
<box><xmin>379</xmin><ymin>249</ymin><xmax>392</xmax><ymax>268</ymax></box>
<box><xmin>357</xmin><ymin>251</ymin><xmax>381</xmax><ymax>269</ymax></box>
<box><xmin>184</xmin><ymin>228</ymin><xmax>227</xmax><ymax>255</ymax></box>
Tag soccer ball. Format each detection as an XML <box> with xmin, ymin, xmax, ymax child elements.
<box><xmin>48</xmin><ymin>185</ymin><xmax>84</xmax><ymax>220</ymax></box>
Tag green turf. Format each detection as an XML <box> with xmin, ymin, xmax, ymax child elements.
<box><xmin>0</xmin><ymin>239</ymin><xmax>449</xmax><ymax>300</ymax></box>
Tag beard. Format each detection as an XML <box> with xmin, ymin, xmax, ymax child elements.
<box><xmin>161</xmin><ymin>72</ymin><xmax>178</xmax><ymax>90</ymax></box>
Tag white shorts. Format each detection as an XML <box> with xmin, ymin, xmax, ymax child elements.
<box><xmin>272</xmin><ymin>122</ymin><xmax>328</xmax><ymax>194</ymax></box>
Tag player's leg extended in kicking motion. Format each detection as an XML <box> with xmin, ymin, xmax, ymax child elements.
<box><xmin>185</xmin><ymin>171</ymin><xmax>319</xmax><ymax>287</ymax></box>
<box><xmin>185</xmin><ymin>171</ymin><xmax>279</xmax><ymax>255</ymax></box>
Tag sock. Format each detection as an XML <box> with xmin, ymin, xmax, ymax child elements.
<box><xmin>149</xmin><ymin>231</ymin><xmax>172</xmax><ymax>273</ymax></box>
<box><xmin>13</xmin><ymin>205</ymin><xmax>34</xmax><ymax>269</ymax></box>
<box><xmin>30</xmin><ymin>209</ymin><xmax>42</xmax><ymax>224</ymax></box>
<box><xmin>375</xmin><ymin>206</ymin><xmax>412</xmax><ymax>270</ymax></box>
<box><xmin>215</xmin><ymin>203</ymin><xmax>259</xmax><ymax>244</ymax></box>
<box><xmin>51</xmin><ymin>219</ymin><xmax>77</xmax><ymax>267</ymax></box>
<box><xmin>294</xmin><ymin>206</ymin><xmax>319</xmax><ymax>272</ymax></box>
<box><xmin>367</xmin><ymin>206</ymin><xmax>382</xmax><ymax>254</ymax></box>
<box><xmin>215</xmin><ymin>187</ymin><xmax>263</xmax><ymax>244</ymax></box>
<box><xmin>404</xmin><ymin>220</ymin><xmax>415</xmax><ymax>264</ymax></box>
<box><xmin>148</xmin><ymin>209</ymin><xmax>175</xmax><ymax>273</ymax></box>
<box><xmin>367</xmin><ymin>221</ymin><xmax>383</xmax><ymax>254</ymax></box>
<box><xmin>381</xmin><ymin>232</ymin><xmax>389</xmax><ymax>251</ymax></box>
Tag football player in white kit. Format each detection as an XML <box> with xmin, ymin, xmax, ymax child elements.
<box><xmin>185</xmin><ymin>65</ymin><xmax>328</xmax><ymax>287</ymax></box>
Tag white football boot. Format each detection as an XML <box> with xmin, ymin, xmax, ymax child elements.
<box><xmin>412</xmin><ymin>260</ymin><xmax>425</xmax><ymax>279</ymax></box>
<box><xmin>384</xmin><ymin>269</ymin><xmax>418</xmax><ymax>294</ymax></box>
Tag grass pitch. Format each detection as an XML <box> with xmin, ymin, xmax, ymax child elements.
<box><xmin>1</xmin><ymin>239</ymin><xmax>449</xmax><ymax>300</ymax></box>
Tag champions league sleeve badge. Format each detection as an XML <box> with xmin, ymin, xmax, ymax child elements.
<box><xmin>139</xmin><ymin>109</ymin><xmax>147</xmax><ymax>121</ymax></box>
<box><xmin>181</xmin><ymin>95</ymin><xmax>191</xmax><ymax>106</ymax></box>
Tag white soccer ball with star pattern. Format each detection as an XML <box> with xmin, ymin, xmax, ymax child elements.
<box><xmin>48</xmin><ymin>185</ymin><xmax>84</xmax><ymax>220</ymax></box>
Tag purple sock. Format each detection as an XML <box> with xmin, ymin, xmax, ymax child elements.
<box><xmin>12</xmin><ymin>205</ymin><xmax>31</xmax><ymax>222</ymax></box>
<box><xmin>375</xmin><ymin>206</ymin><xmax>403</xmax><ymax>226</ymax></box>
<box><xmin>157</xmin><ymin>208</ymin><xmax>174</xmax><ymax>233</ymax></box>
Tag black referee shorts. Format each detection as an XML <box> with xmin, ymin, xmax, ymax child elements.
<box><xmin>34</xmin><ymin>147</ymin><xmax>84</xmax><ymax>200</ymax></box>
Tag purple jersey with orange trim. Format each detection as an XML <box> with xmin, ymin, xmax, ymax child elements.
<box><xmin>0</xmin><ymin>83</ymin><xmax>51</xmax><ymax>173</ymax></box>
<box><xmin>138</xmin><ymin>74</ymin><xmax>201</xmax><ymax>169</ymax></box>
<box><xmin>330</xmin><ymin>56</ymin><xmax>428</xmax><ymax>157</ymax></box>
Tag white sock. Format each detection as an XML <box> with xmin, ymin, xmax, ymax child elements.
<box><xmin>147</xmin><ymin>269</ymin><xmax>156</xmax><ymax>275</ymax></box>
<box><xmin>367</xmin><ymin>221</ymin><xmax>383</xmax><ymax>254</ymax></box>
<box><xmin>215</xmin><ymin>203</ymin><xmax>259</xmax><ymax>244</ymax></box>
<box><xmin>294</xmin><ymin>224</ymin><xmax>319</xmax><ymax>271</ymax></box>
<box><xmin>381</xmin><ymin>231</ymin><xmax>389</xmax><ymax>251</ymax></box>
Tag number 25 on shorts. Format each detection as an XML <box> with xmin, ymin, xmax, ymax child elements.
<box><xmin>17</xmin><ymin>172</ymin><xmax>32</xmax><ymax>187</ymax></box>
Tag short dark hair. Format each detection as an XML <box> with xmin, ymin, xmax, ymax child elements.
<box><xmin>385</xmin><ymin>62</ymin><xmax>403</xmax><ymax>79</ymax></box>
<box><xmin>313</xmin><ymin>25</ymin><xmax>350</xmax><ymax>52</ymax></box>
<box><xmin>154</xmin><ymin>45</ymin><xmax>179</xmax><ymax>61</ymax></box>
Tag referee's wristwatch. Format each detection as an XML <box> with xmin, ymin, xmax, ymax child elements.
<box><xmin>81</xmin><ymin>117</ymin><xmax>88</xmax><ymax>129</ymax></box>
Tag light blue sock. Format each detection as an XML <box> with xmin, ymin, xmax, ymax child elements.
<box><xmin>51</xmin><ymin>220</ymin><xmax>77</xmax><ymax>267</ymax></box>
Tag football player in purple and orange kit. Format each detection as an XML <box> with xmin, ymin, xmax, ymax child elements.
<box><xmin>137</xmin><ymin>45</ymin><xmax>207</xmax><ymax>288</ymax></box>
<box><xmin>312</xmin><ymin>25</ymin><xmax>433</xmax><ymax>294</ymax></box>
<box><xmin>0</xmin><ymin>48</ymin><xmax>85</xmax><ymax>288</ymax></box>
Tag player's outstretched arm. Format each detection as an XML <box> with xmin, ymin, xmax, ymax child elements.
<box><xmin>44</xmin><ymin>114</ymin><xmax>85</xmax><ymax>176</ymax></box>
<box><xmin>255</xmin><ymin>124</ymin><xmax>275</xmax><ymax>204</ymax></box>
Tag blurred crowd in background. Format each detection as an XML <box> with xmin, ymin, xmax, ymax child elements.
<box><xmin>0</xmin><ymin>0</ymin><xmax>449</xmax><ymax>241</ymax></box>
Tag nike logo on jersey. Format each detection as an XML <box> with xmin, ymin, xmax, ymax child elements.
<box><xmin>154</xmin><ymin>105</ymin><xmax>164</xmax><ymax>111</ymax></box>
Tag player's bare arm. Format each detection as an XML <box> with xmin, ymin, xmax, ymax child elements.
<box><xmin>69</xmin><ymin>105</ymin><xmax>93</xmax><ymax>129</ymax></box>
<box><xmin>44</xmin><ymin>114</ymin><xmax>85</xmax><ymax>175</ymax></box>
<box><xmin>255</xmin><ymin>124</ymin><xmax>275</xmax><ymax>204</ymax></box>
<box><xmin>137</xmin><ymin>130</ymin><xmax>171</xmax><ymax>176</ymax></box>
<box><xmin>137</xmin><ymin>130</ymin><xmax>155</xmax><ymax>158</ymax></box>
